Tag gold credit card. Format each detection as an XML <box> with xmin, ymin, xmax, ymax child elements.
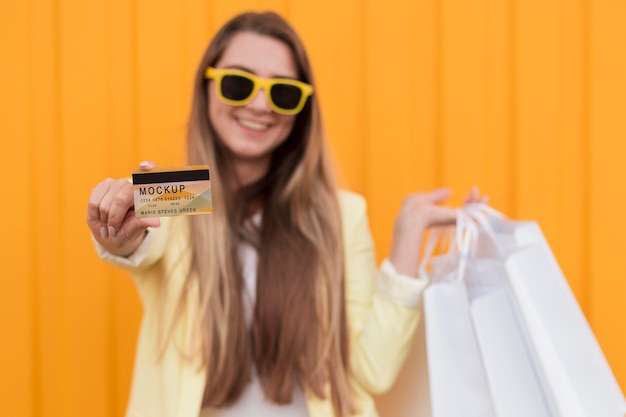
<box><xmin>132</xmin><ymin>165</ymin><xmax>212</xmax><ymax>218</ymax></box>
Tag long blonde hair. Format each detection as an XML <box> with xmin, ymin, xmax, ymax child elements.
<box><xmin>182</xmin><ymin>11</ymin><xmax>355</xmax><ymax>416</ymax></box>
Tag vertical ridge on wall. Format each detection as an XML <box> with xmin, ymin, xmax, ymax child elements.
<box><xmin>440</xmin><ymin>0</ymin><xmax>488</xmax><ymax>203</ymax></box>
<box><xmin>508</xmin><ymin>0</ymin><xmax>519</xmax><ymax>219</ymax></box>
<box><xmin>30</xmin><ymin>0</ymin><xmax>64</xmax><ymax>414</ymax></box>
<box><xmin>181</xmin><ymin>0</ymin><xmax>211</xmax><ymax>116</ymax></box>
<box><xmin>433</xmin><ymin>0</ymin><xmax>444</xmax><ymax>190</ymax></box>
<box><xmin>38</xmin><ymin>0</ymin><xmax>68</xmax><ymax>415</ymax></box>
<box><xmin>514</xmin><ymin>0</ymin><xmax>560</xmax><ymax>237</ymax></box>
<box><xmin>557</xmin><ymin>0</ymin><xmax>587</xmax><ymax>308</ymax></box>
<box><xmin>135</xmin><ymin>0</ymin><xmax>187</xmax><ymax>166</ymax></box>
<box><xmin>0</xmin><ymin>3</ymin><xmax>35</xmax><ymax>417</ymax></box>
<box><xmin>59</xmin><ymin>0</ymin><xmax>112</xmax><ymax>415</ymax></box>
<box><xmin>589</xmin><ymin>0</ymin><xmax>626</xmax><ymax>393</ymax></box>
<box><xmin>324</xmin><ymin>0</ymin><xmax>367</xmax><ymax>193</ymax></box>
<box><xmin>363</xmin><ymin>0</ymin><xmax>420</xmax><ymax>257</ymax></box>
<box><xmin>411</xmin><ymin>0</ymin><xmax>440</xmax><ymax>194</ymax></box>
<box><xmin>27</xmin><ymin>2</ymin><xmax>42</xmax><ymax>416</ymax></box>
<box><xmin>580</xmin><ymin>0</ymin><xmax>591</xmax><ymax>321</ymax></box>
<box><xmin>107</xmin><ymin>0</ymin><xmax>139</xmax><ymax>177</ymax></box>
<box><xmin>404</xmin><ymin>0</ymin><xmax>420</xmax><ymax>193</ymax></box>
<box><xmin>485</xmin><ymin>0</ymin><xmax>514</xmax><ymax>215</ymax></box>
<box><xmin>105</xmin><ymin>1</ymin><xmax>137</xmax><ymax>413</ymax></box>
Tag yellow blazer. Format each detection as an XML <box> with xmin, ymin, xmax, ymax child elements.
<box><xmin>98</xmin><ymin>191</ymin><xmax>426</xmax><ymax>417</ymax></box>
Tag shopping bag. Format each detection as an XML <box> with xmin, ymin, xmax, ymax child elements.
<box><xmin>464</xmin><ymin>204</ymin><xmax>626</xmax><ymax>417</ymax></box>
<box><xmin>421</xmin><ymin>224</ymin><xmax>497</xmax><ymax>417</ymax></box>
<box><xmin>462</xmin><ymin>258</ymin><xmax>554</xmax><ymax>417</ymax></box>
<box><xmin>375</xmin><ymin>226</ymin><xmax>492</xmax><ymax>417</ymax></box>
<box><xmin>376</xmin><ymin>206</ymin><xmax>626</xmax><ymax>417</ymax></box>
<box><xmin>423</xmin><ymin>226</ymin><xmax>554</xmax><ymax>417</ymax></box>
<box><xmin>374</xmin><ymin>254</ymin><xmax>500</xmax><ymax>417</ymax></box>
<box><xmin>423</xmin><ymin>270</ymin><xmax>498</xmax><ymax>417</ymax></box>
<box><xmin>378</xmin><ymin>215</ymin><xmax>552</xmax><ymax>417</ymax></box>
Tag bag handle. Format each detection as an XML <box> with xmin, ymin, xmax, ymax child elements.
<box><xmin>419</xmin><ymin>204</ymin><xmax>500</xmax><ymax>282</ymax></box>
<box><xmin>418</xmin><ymin>226</ymin><xmax>452</xmax><ymax>277</ymax></box>
<box><xmin>462</xmin><ymin>203</ymin><xmax>512</xmax><ymax>258</ymax></box>
<box><xmin>463</xmin><ymin>203</ymin><xmax>507</xmax><ymax>236</ymax></box>
<box><xmin>454</xmin><ymin>209</ymin><xmax>480</xmax><ymax>282</ymax></box>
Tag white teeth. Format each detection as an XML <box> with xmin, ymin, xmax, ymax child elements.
<box><xmin>239</xmin><ymin>119</ymin><xmax>269</xmax><ymax>131</ymax></box>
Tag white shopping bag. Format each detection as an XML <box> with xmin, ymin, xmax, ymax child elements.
<box><xmin>423</xmin><ymin>276</ymin><xmax>497</xmax><ymax>417</ymax></box>
<box><xmin>421</xmin><ymin>225</ymin><xmax>498</xmax><ymax>417</ymax></box>
<box><xmin>376</xmin><ymin>206</ymin><xmax>626</xmax><ymax>417</ymax></box>
<box><xmin>423</xmin><ymin>251</ymin><xmax>553</xmax><ymax>417</ymax></box>
<box><xmin>378</xmin><ymin>217</ymin><xmax>550</xmax><ymax>417</ymax></box>
<box><xmin>464</xmin><ymin>259</ymin><xmax>553</xmax><ymax>417</ymax></box>
<box><xmin>465</xmin><ymin>204</ymin><xmax>626</xmax><ymax>417</ymax></box>
<box><xmin>375</xmin><ymin>234</ymin><xmax>496</xmax><ymax>417</ymax></box>
<box><xmin>374</xmin><ymin>270</ymin><xmax>500</xmax><ymax>417</ymax></box>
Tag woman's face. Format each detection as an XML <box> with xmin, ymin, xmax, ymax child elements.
<box><xmin>208</xmin><ymin>32</ymin><xmax>299</xmax><ymax>183</ymax></box>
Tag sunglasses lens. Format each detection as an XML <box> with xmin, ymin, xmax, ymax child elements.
<box><xmin>270</xmin><ymin>84</ymin><xmax>303</xmax><ymax>110</ymax></box>
<box><xmin>221</xmin><ymin>74</ymin><xmax>254</xmax><ymax>101</ymax></box>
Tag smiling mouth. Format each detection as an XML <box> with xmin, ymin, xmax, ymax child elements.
<box><xmin>238</xmin><ymin>118</ymin><xmax>270</xmax><ymax>131</ymax></box>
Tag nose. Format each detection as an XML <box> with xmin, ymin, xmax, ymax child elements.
<box><xmin>246</xmin><ymin>88</ymin><xmax>272</xmax><ymax>113</ymax></box>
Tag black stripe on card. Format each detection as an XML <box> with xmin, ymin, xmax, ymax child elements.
<box><xmin>133</xmin><ymin>169</ymin><xmax>210</xmax><ymax>185</ymax></box>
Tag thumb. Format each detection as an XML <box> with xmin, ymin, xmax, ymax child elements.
<box><xmin>121</xmin><ymin>215</ymin><xmax>161</xmax><ymax>241</ymax></box>
<box><xmin>427</xmin><ymin>187</ymin><xmax>453</xmax><ymax>204</ymax></box>
<box><xmin>139</xmin><ymin>160</ymin><xmax>157</xmax><ymax>171</ymax></box>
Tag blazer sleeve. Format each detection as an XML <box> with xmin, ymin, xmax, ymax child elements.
<box><xmin>339</xmin><ymin>191</ymin><xmax>428</xmax><ymax>395</ymax></box>
<box><xmin>92</xmin><ymin>216</ymin><xmax>187</xmax><ymax>308</ymax></box>
<box><xmin>93</xmin><ymin>217</ymin><xmax>171</xmax><ymax>271</ymax></box>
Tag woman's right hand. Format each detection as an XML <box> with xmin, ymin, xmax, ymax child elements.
<box><xmin>388</xmin><ymin>186</ymin><xmax>487</xmax><ymax>278</ymax></box>
<box><xmin>86</xmin><ymin>161</ymin><xmax>161</xmax><ymax>257</ymax></box>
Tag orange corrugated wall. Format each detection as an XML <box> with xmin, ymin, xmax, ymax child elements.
<box><xmin>1</xmin><ymin>0</ymin><xmax>625</xmax><ymax>416</ymax></box>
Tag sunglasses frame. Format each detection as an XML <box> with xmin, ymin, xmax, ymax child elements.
<box><xmin>205</xmin><ymin>67</ymin><xmax>313</xmax><ymax>116</ymax></box>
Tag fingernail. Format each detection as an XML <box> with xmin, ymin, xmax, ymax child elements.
<box><xmin>100</xmin><ymin>226</ymin><xmax>108</xmax><ymax>239</ymax></box>
<box><xmin>139</xmin><ymin>161</ymin><xmax>150</xmax><ymax>168</ymax></box>
<box><xmin>108</xmin><ymin>226</ymin><xmax>117</xmax><ymax>237</ymax></box>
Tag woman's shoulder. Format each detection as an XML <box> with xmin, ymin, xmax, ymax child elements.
<box><xmin>337</xmin><ymin>190</ymin><xmax>369</xmax><ymax>230</ymax></box>
<box><xmin>337</xmin><ymin>189</ymin><xmax>367</xmax><ymax>213</ymax></box>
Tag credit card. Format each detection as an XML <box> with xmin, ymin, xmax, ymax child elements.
<box><xmin>132</xmin><ymin>165</ymin><xmax>212</xmax><ymax>218</ymax></box>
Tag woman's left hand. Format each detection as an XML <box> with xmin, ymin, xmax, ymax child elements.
<box><xmin>388</xmin><ymin>186</ymin><xmax>486</xmax><ymax>277</ymax></box>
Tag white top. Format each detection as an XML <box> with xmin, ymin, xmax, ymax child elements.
<box><xmin>199</xmin><ymin>239</ymin><xmax>309</xmax><ymax>417</ymax></box>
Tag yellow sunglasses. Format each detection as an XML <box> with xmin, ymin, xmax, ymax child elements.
<box><xmin>205</xmin><ymin>67</ymin><xmax>313</xmax><ymax>115</ymax></box>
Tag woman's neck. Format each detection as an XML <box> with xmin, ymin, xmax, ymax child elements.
<box><xmin>223</xmin><ymin>158</ymin><xmax>268</xmax><ymax>217</ymax></box>
<box><xmin>228</xmin><ymin>157</ymin><xmax>270</xmax><ymax>191</ymax></box>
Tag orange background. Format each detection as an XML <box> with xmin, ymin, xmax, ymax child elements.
<box><xmin>1</xmin><ymin>0</ymin><xmax>625</xmax><ymax>416</ymax></box>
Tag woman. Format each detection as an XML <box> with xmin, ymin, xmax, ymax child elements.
<box><xmin>87</xmin><ymin>11</ymin><xmax>481</xmax><ymax>417</ymax></box>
